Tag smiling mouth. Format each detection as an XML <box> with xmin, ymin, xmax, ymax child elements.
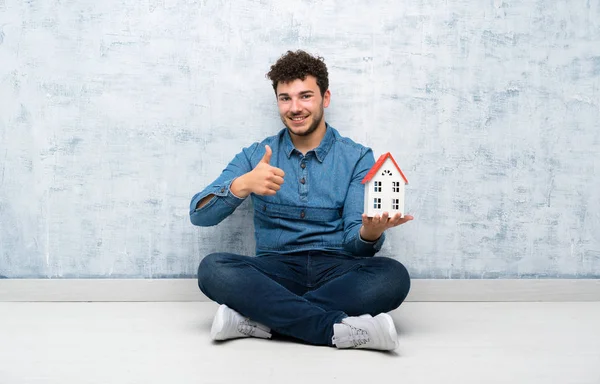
<box><xmin>289</xmin><ymin>115</ymin><xmax>308</xmax><ymax>124</ymax></box>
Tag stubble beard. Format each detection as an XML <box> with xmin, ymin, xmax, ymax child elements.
<box><xmin>282</xmin><ymin>104</ymin><xmax>324</xmax><ymax>138</ymax></box>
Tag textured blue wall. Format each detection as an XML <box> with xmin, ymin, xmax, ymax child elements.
<box><xmin>0</xmin><ymin>0</ymin><xmax>599</xmax><ymax>278</ymax></box>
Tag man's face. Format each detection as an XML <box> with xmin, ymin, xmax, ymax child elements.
<box><xmin>276</xmin><ymin>76</ymin><xmax>331</xmax><ymax>138</ymax></box>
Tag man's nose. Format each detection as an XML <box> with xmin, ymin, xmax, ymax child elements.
<box><xmin>290</xmin><ymin>98</ymin><xmax>302</xmax><ymax>113</ymax></box>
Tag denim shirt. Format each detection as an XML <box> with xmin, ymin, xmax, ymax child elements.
<box><xmin>189</xmin><ymin>124</ymin><xmax>385</xmax><ymax>257</ymax></box>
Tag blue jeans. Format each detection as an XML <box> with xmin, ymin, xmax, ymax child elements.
<box><xmin>197</xmin><ymin>251</ymin><xmax>411</xmax><ymax>346</ymax></box>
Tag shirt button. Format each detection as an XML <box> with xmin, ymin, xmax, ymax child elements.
<box><xmin>300</xmin><ymin>211</ymin><xmax>305</xmax><ymax>218</ymax></box>
<box><xmin>300</xmin><ymin>177</ymin><xmax>305</xmax><ymax>184</ymax></box>
<box><xmin>300</xmin><ymin>163</ymin><xmax>306</xmax><ymax>169</ymax></box>
<box><xmin>262</xmin><ymin>206</ymin><xmax>266</xmax><ymax>211</ymax></box>
<box><xmin>220</xmin><ymin>187</ymin><xmax>225</xmax><ymax>193</ymax></box>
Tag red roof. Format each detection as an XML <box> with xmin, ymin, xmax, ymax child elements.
<box><xmin>361</xmin><ymin>152</ymin><xmax>408</xmax><ymax>184</ymax></box>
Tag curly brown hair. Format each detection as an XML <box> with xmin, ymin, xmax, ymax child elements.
<box><xmin>266</xmin><ymin>50</ymin><xmax>329</xmax><ymax>96</ymax></box>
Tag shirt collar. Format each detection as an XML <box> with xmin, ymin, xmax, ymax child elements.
<box><xmin>282</xmin><ymin>123</ymin><xmax>335</xmax><ymax>163</ymax></box>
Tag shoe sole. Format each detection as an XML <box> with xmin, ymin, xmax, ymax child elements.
<box><xmin>210</xmin><ymin>304</ymin><xmax>227</xmax><ymax>340</ymax></box>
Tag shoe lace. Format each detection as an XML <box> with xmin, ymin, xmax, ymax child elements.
<box><xmin>350</xmin><ymin>325</ymin><xmax>370</xmax><ymax>347</ymax></box>
<box><xmin>335</xmin><ymin>324</ymin><xmax>370</xmax><ymax>347</ymax></box>
<box><xmin>237</xmin><ymin>319</ymin><xmax>257</xmax><ymax>336</ymax></box>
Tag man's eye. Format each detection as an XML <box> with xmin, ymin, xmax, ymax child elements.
<box><xmin>302</xmin><ymin>95</ymin><xmax>311</xmax><ymax>99</ymax></box>
<box><xmin>280</xmin><ymin>97</ymin><xmax>290</xmax><ymax>101</ymax></box>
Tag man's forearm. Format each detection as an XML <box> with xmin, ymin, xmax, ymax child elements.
<box><xmin>342</xmin><ymin>224</ymin><xmax>385</xmax><ymax>257</ymax></box>
<box><xmin>195</xmin><ymin>175</ymin><xmax>250</xmax><ymax>210</ymax></box>
<box><xmin>190</xmin><ymin>184</ymin><xmax>246</xmax><ymax>226</ymax></box>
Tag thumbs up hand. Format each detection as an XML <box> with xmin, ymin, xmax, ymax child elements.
<box><xmin>260</xmin><ymin>144</ymin><xmax>273</xmax><ymax>164</ymax></box>
<box><xmin>230</xmin><ymin>145</ymin><xmax>286</xmax><ymax>198</ymax></box>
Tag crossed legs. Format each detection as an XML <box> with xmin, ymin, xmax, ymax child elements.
<box><xmin>198</xmin><ymin>252</ymin><xmax>410</xmax><ymax>346</ymax></box>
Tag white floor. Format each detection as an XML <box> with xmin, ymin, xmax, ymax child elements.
<box><xmin>1</xmin><ymin>302</ymin><xmax>599</xmax><ymax>384</ymax></box>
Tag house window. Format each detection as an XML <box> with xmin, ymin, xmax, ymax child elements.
<box><xmin>382</xmin><ymin>170</ymin><xmax>392</xmax><ymax>176</ymax></box>
<box><xmin>373</xmin><ymin>198</ymin><xmax>381</xmax><ymax>209</ymax></box>
<box><xmin>392</xmin><ymin>181</ymin><xmax>400</xmax><ymax>192</ymax></box>
<box><xmin>374</xmin><ymin>181</ymin><xmax>382</xmax><ymax>192</ymax></box>
<box><xmin>392</xmin><ymin>199</ymin><xmax>400</xmax><ymax>210</ymax></box>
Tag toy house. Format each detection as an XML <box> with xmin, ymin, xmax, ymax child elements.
<box><xmin>361</xmin><ymin>152</ymin><xmax>408</xmax><ymax>218</ymax></box>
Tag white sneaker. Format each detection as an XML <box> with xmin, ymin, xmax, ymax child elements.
<box><xmin>332</xmin><ymin>313</ymin><xmax>399</xmax><ymax>351</ymax></box>
<box><xmin>210</xmin><ymin>304</ymin><xmax>272</xmax><ymax>341</ymax></box>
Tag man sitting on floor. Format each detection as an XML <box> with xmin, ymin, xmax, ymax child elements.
<box><xmin>189</xmin><ymin>50</ymin><xmax>413</xmax><ymax>351</ymax></box>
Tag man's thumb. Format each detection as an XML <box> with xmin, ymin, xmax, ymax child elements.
<box><xmin>261</xmin><ymin>145</ymin><xmax>272</xmax><ymax>164</ymax></box>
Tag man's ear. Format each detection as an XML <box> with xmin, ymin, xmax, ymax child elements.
<box><xmin>323</xmin><ymin>89</ymin><xmax>331</xmax><ymax>108</ymax></box>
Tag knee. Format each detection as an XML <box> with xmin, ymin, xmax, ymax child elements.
<box><xmin>378</xmin><ymin>258</ymin><xmax>411</xmax><ymax>307</ymax></box>
<box><xmin>197</xmin><ymin>252</ymin><xmax>231</xmax><ymax>296</ymax></box>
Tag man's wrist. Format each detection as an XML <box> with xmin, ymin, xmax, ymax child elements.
<box><xmin>230</xmin><ymin>175</ymin><xmax>250</xmax><ymax>198</ymax></box>
<box><xmin>359</xmin><ymin>226</ymin><xmax>382</xmax><ymax>242</ymax></box>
